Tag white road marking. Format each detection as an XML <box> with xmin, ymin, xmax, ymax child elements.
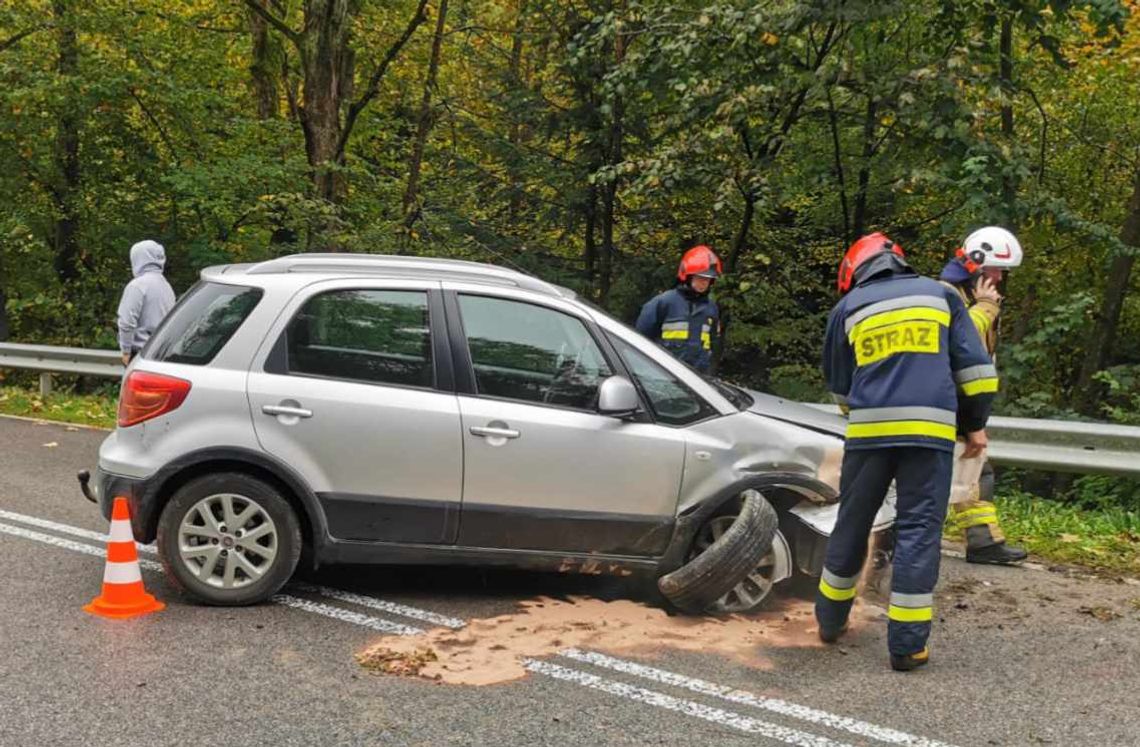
<box><xmin>271</xmin><ymin>595</ymin><xmax>424</xmax><ymax>635</ymax></box>
<box><xmin>292</xmin><ymin>582</ymin><xmax>466</xmax><ymax>630</ymax></box>
<box><xmin>0</xmin><ymin>507</ymin><xmax>463</xmax><ymax>629</ymax></box>
<box><xmin>0</xmin><ymin>520</ymin><xmax>162</xmax><ymax>572</ymax></box>
<box><xmin>0</xmin><ymin>520</ymin><xmax>419</xmax><ymax>635</ymax></box>
<box><xmin>0</xmin><ymin>508</ymin><xmax>154</xmax><ymax>553</ymax></box>
<box><xmin>525</xmin><ymin>659</ymin><xmax>854</xmax><ymax>747</ymax></box>
<box><xmin>559</xmin><ymin>648</ymin><xmax>957</xmax><ymax>747</ymax></box>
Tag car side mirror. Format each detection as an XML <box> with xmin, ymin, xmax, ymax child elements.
<box><xmin>598</xmin><ymin>376</ymin><xmax>640</xmax><ymax>418</ymax></box>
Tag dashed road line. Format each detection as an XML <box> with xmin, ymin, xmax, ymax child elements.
<box><xmin>559</xmin><ymin>648</ymin><xmax>957</xmax><ymax>747</ymax></box>
<box><xmin>271</xmin><ymin>594</ymin><xmax>424</xmax><ymax>635</ymax></box>
<box><xmin>292</xmin><ymin>582</ymin><xmax>466</xmax><ymax>630</ymax></box>
<box><xmin>525</xmin><ymin>659</ymin><xmax>854</xmax><ymax>747</ymax></box>
<box><xmin>0</xmin><ymin>520</ymin><xmax>162</xmax><ymax>572</ymax></box>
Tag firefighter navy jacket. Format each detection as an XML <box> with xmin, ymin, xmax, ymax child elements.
<box><xmin>823</xmin><ymin>266</ymin><xmax>997</xmax><ymax>452</ymax></box>
<box><xmin>635</xmin><ymin>286</ymin><xmax>719</xmax><ymax>372</ymax></box>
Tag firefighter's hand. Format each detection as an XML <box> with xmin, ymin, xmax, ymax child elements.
<box><xmin>121</xmin><ymin>353</ymin><xmax>131</xmax><ymax>366</ymax></box>
<box><xmin>974</xmin><ymin>276</ymin><xmax>1002</xmax><ymax>305</ymax></box>
<box><xmin>962</xmin><ymin>429</ymin><xmax>988</xmax><ymax>459</ymax></box>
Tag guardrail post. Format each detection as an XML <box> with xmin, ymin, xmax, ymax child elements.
<box><xmin>39</xmin><ymin>372</ymin><xmax>53</xmax><ymax>398</ymax></box>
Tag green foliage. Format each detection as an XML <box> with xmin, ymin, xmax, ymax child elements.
<box><xmin>1</xmin><ymin>1</ymin><xmax>1139</xmax><ymax>503</ymax></box>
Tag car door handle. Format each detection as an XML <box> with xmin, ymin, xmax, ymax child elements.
<box><xmin>262</xmin><ymin>404</ymin><xmax>313</xmax><ymax>419</ymax></box>
<box><xmin>469</xmin><ymin>426</ymin><xmax>520</xmax><ymax>439</ymax></box>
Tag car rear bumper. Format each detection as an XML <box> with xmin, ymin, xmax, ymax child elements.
<box><xmin>79</xmin><ymin>465</ymin><xmax>159</xmax><ymax>542</ymax></box>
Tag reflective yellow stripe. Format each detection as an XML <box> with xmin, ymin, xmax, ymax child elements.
<box><xmin>889</xmin><ymin>604</ymin><xmax>932</xmax><ymax>622</ymax></box>
<box><xmin>846</xmin><ymin>420</ymin><xmax>957</xmax><ymax>442</ymax></box>
<box><xmin>848</xmin><ymin>307</ymin><xmax>951</xmax><ymax>342</ymax></box>
<box><xmin>819</xmin><ymin>579</ymin><xmax>858</xmax><ymax>602</ymax></box>
<box><xmin>661</xmin><ymin>330</ymin><xmax>689</xmax><ymax>340</ymax></box>
<box><xmin>969</xmin><ymin>308</ymin><xmax>992</xmax><ymax>334</ymax></box>
<box><xmin>954</xmin><ymin>505</ymin><xmax>998</xmax><ymax>528</ymax></box>
<box><xmin>960</xmin><ymin>377</ymin><xmax>999</xmax><ymax>396</ymax></box>
<box><xmin>960</xmin><ymin>513</ymin><xmax>997</xmax><ymax>528</ymax></box>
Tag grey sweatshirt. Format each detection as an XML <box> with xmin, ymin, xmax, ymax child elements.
<box><xmin>117</xmin><ymin>240</ymin><xmax>176</xmax><ymax>353</ymax></box>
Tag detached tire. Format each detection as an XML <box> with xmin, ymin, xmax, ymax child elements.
<box><xmin>657</xmin><ymin>490</ymin><xmax>778</xmax><ymax>614</ymax></box>
<box><xmin>157</xmin><ymin>472</ymin><xmax>301</xmax><ymax>606</ymax></box>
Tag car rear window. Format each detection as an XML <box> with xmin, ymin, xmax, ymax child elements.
<box><xmin>145</xmin><ymin>282</ymin><xmax>263</xmax><ymax>365</ymax></box>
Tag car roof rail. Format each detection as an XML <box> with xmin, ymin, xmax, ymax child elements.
<box><xmin>246</xmin><ymin>253</ymin><xmax>567</xmax><ymax>296</ymax></box>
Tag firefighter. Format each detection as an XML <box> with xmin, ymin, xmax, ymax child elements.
<box><xmin>817</xmin><ymin>233</ymin><xmax>997</xmax><ymax>671</ymax></box>
<box><xmin>635</xmin><ymin>245</ymin><xmax>722</xmax><ymax>372</ymax></box>
<box><xmin>939</xmin><ymin>226</ymin><xmax>1028</xmax><ymax>566</ymax></box>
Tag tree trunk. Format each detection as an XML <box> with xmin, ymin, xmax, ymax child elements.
<box><xmin>507</xmin><ymin>0</ymin><xmax>528</xmax><ymax>223</ymax></box>
<box><xmin>403</xmin><ymin>0</ymin><xmax>449</xmax><ymax>228</ymax></box>
<box><xmin>727</xmin><ymin>191</ymin><xmax>755</xmax><ymax>275</ymax></box>
<box><xmin>52</xmin><ymin>0</ymin><xmax>82</xmax><ymax>285</ymax></box>
<box><xmin>248</xmin><ymin>0</ymin><xmax>279</xmax><ymax>120</ymax></box>
<box><xmin>999</xmin><ymin>15</ymin><xmax>1016</xmax><ymax>219</ymax></box>
<box><xmin>583</xmin><ymin>183</ymin><xmax>598</xmax><ymax>292</ymax></box>
<box><xmin>852</xmin><ymin>97</ymin><xmax>877</xmax><ymax>237</ymax></box>
<box><xmin>1073</xmin><ymin>168</ymin><xmax>1140</xmax><ymax>417</ymax></box>
<box><xmin>597</xmin><ymin>26</ymin><xmax>625</xmax><ymax>307</ymax></box>
<box><xmin>298</xmin><ymin>0</ymin><xmax>354</xmax><ymax>205</ymax></box>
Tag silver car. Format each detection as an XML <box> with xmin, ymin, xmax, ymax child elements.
<box><xmin>82</xmin><ymin>254</ymin><xmax>894</xmax><ymax>613</ymax></box>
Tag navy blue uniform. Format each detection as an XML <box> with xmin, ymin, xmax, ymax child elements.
<box><xmin>635</xmin><ymin>287</ymin><xmax>719</xmax><ymax>372</ymax></box>
<box><xmin>818</xmin><ymin>265</ymin><xmax>997</xmax><ymax>657</ymax></box>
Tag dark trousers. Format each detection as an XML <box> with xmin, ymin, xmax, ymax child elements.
<box><xmin>815</xmin><ymin>447</ymin><xmax>953</xmax><ymax>655</ymax></box>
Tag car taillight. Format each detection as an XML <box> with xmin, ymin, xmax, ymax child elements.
<box><xmin>118</xmin><ymin>371</ymin><xmax>192</xmax><ymax>427</ymax></box>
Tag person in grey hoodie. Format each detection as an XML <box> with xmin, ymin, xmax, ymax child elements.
<box><xmin>117</xmin><ymin>240</ymin><xmax>176</xmax><ymax>364</ymax></box>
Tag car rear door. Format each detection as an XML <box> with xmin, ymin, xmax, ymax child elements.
<box><xmin>247</xmin><ymin>279</ymin><xmax>463</xmax><ymax>544</ymax></box>
<box><xmin>443</xmin><ymin>285</ymin><xmax>687</xmax><ymax>556</ymax></box>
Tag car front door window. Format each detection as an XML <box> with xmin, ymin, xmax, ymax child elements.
<box><xmin>457</xmin><ymin>295</ymin><xmax>612</xmax><ymax>410</ymax></box>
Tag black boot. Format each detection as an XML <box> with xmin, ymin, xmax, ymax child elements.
<box><xmin>818</xmin><ymin>623</ymin><xmax>848</xmax><ymax>644</ymax></box>
<box><xmin>967</xmin><ymin>542</ymin><xmax>1028</xmax><ymax>566</ymax></box>
<box><xmin>890</xmin><ymin>647</ymin><xmax>930</xmax><ymax>672</ymax></box>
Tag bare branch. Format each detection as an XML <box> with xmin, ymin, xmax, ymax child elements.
<box><xmin>240</xmin><ymin>0</ymin><xmax>299</xmax><ymax>46</ymax></box>
<box><xmin>337</xmin><ymin>0</ymin><xmax>431</xmax><ymax>158</ymax></box>
<box><xmin>0</xmin><ymin>24</ymin><xmax>52</xmax><ymax>54</ymax></box>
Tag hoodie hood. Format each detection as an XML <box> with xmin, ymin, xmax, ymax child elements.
<box><xmin>939</xmin><ymin>258</ymin><xmax>973</xmax><ymax>285</ymax></box>
<box><xmin>130</xmin><ymin>240</ymin><xmax>166</xmax><ymax>277</ymax></box>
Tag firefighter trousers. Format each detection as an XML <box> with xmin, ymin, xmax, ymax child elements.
<box><xmin>815</xmin><ymin>447</ymin><xmax>953</xmax><ymax>656</ymax></box>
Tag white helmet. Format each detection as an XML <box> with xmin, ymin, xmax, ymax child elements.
<box><xmin>959</xmin><ymin>226</ymin><xmax>1023</xmax><ymax>271</ymax></box>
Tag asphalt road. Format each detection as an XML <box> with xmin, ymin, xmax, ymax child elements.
<box><xmin>1</xmin><ymin>415</ymin><xmax>1139</xmax><ymax>746</ymax></box>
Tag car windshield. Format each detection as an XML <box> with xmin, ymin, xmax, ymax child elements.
<box><xmin>703</xmin><ymin>376</ymin><xmax>754</xmax><ymax>411</ymax></box>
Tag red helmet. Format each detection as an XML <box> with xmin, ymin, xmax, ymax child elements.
<box><xmin>837</xmin><ymin>232</ymin><xmax>904</xmax><ymax>294</ymax></box>
<box><xmin>677</xmin><ymin>245</ymin><xmax>723</xmax><ymax>282</ymax></box>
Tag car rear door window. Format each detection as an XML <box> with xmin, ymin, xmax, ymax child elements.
<box><xmin>287</xmin><ymin>290</ymin><xmax>433</xmax><ymax>388</ymax></box>
<box><xmin>146</xmin><ymin>282</ymin><xmax>263</xmax><ymax>365</ymax></box>
<box><xmin>457</xmin><ymin>295</ymin><xmax>612</xmax><ymax>410</ymax></box>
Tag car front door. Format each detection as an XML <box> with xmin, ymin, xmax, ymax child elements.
<box><xmin>445</xmin><ymin>287</ymin><xmax>686</xmax><ymax>556</ymax></box>
<box><xmin>247</xmin><ymin>280</ymin><xmax>463</xmax><ymax>544</ymax></box>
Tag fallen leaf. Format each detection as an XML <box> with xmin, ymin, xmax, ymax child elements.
<box><xmin>42</xmin><ymin>442</ymin><xmax>58</xmax><ymax>448</ymax></box>
<box><xmin>1077</xmin><ymin>605</ymin><xmax>1121</xmax><ymax>622</ymax></box>
<box><xmin>1059</xmin><ymin>533</ymin><xmax>1081</xmax><ymax>543</ymax></box>
<box><xmin>357</xmin><ymin>647</ymin><xmax>438</xmax><ymax>677</ymax></box>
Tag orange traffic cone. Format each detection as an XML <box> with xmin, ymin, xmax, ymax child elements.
<box><xmin>84</xmin><ymin>497</ymin><xmax>164</xmax><ymax>619</ymax></box>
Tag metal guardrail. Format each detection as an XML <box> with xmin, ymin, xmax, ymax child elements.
<box><xmin>1</xmin><ymin>342</ymin><xmax>1138</xmax><ymax>477</ymax></box>
<box><xmin>0</xmin><ymin>342</ymin><xmax>122</xmax><ymax>396</ymax></box>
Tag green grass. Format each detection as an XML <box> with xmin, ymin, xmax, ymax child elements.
<box><xmin>0</xmin><ymin>386</ymin><xmax>117</xmax><ymax>429</ymax></box>
<box><xmin>0</xmin><ymin>383</ymin><xmax>1137</xmax><ymax>576</ymax></box>
<box><xmin>989</xmin><ymin>492</ymin><xmax>1140</xmax><ymax>577</ymax></box>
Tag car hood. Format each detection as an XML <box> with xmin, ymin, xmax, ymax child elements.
<box><xmin>743</xmin><ymin>389</ymin><xmax>846</xmax><ymax>439</ymax></box>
